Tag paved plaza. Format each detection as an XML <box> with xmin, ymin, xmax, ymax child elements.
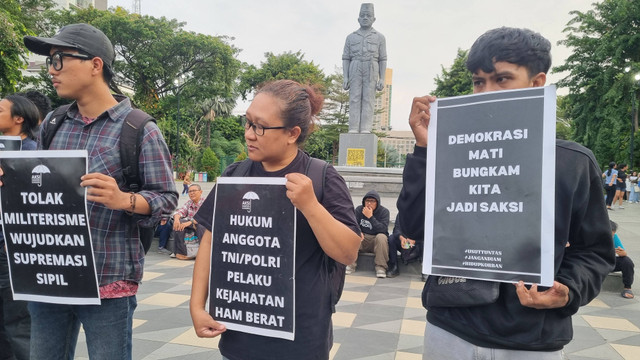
<box><xmin>71</xmin><ymin>182</ymin><xmax>640</xmax><ymax>359</ymax></box>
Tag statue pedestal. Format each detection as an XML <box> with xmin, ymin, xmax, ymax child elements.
<box><xmin>338</xmin><ymin>133</ymin><xmax>378</xmax><ymax>167</ymax></box>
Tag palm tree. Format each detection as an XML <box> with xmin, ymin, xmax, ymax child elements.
<box><xmin>198</xmin><ymin>96</ymin><xmax>235</xmax><ymax>147</ymax></box>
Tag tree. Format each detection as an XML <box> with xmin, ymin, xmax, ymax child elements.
<box><xmin>44</xmin><ymin>6</ymin><xmax>241</xmax><ymax>112</ymax></box>
<box><xmin>433</xmin><ymin>49</ymin><xmax>473</xmax><ymax>97</ymax></box>
<box><xmin>213</xmin><ymin>115</ymin><xmax>245</xmax><ymax>142</ymax></box>
<box><xmin>238</xmin><ymin>51</ymin><xmax>326</xmax><ymax>99</ymax></box>
<box><xmin>0</xmin><ymin>0</ymin><xmax>55</xmax><ymax>94</ymax></box>
<box><xmin>198</xmin><ymin>96</ymin><xmax>235</xmax><ymax>147</ymax></box>
<box><xmin>555</xmin><ymin>0</ymin><xmax>640</xmax><ymax>167</ymax></box>
<box><xmin>199</xmin><ymin>147</ymin><xmax>220</xmax><ymax>181</ymax></box>
<box><xmin>306</xmin><ymin>69</ymin><xmax>349</xmax><ymax>162</ymax></box>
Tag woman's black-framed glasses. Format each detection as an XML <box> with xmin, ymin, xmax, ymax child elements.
<box><xmin>45</xmin><ymin>52</ymin><xmax>93</xmax><ymax>71</ymax></box>
<box><xmin>242</xmin><ymin>116</ymin><xmax>286</xmax><ymax>136</ymax></box>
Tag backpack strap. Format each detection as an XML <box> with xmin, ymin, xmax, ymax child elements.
<box><xmin>304</xmin><ymin>157</ymin><xmax>328</xmax><ymax>203</ymax></box>
<box><xmin>230</xmin><ymin>159</ymin><xmax>253</xmax><ymax>177</ymax></box>
<box><xmin>120</xmin><ymin>109</ymin><xmax>155</xmax><ymax>192</ymax></box>
<box><xmin>41</xmin><ymin>104</ymin><xmax>72</xmax><ymax>150</ymax></box>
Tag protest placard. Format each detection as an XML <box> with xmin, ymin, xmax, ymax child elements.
<box><xmin>0</xmin><ymin>150</ymin><xmax>99</xmax><ymax>304</ymax></box>
<box><xmin>0</xmin><ymin>136</ymin><xmax>22</xmax><ymax>151</ymax></box>
<box><xmin>209</xmin><ymin>177</ymin><xmax>296</xmax><ymax>340</ymax></box>
<box><xmin>424</xmin><ymin>86</ymin><xmax>556</xmax><ymax>286</ymax></box>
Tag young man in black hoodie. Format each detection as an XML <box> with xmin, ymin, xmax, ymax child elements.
<box><xmin>349</xmin><ymin>190</ymin><xmax>390</xmax><ymax>278</ymax></box>
<box><xmin>398</xmin><ymin>27</ymin><xmax>615</xmax><ymax>359</ymax></box>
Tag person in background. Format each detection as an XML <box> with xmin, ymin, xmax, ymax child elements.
<box><xmin>190</xmin><ymin>79</ymin><xmax>360</xmax><ymax>360</ymax></box>
<box><xmin>386</xmin><ymin>213</ymin><xmax>422</xmax><ymax>278</ymax></box>
<box><xmin>398</xmin><ymin>27</ymin><xmax>614</xmax><ymax>359</ymax></box>
<box><xmin>603</xmin><ymin>162</ymin><xmax>618</xmax><ymax>210</ymax></box>
<box><xmin>610</xmin><ymin>220</ymin><xmax>634</xmax><ymax>299</ymax></box>
<box><xmin>170</xmin><ymin>184</ymin><xmax>205</xmax><ymax>259</ymax></box>
<box><xmin>155</xmin><ymin>215</ymin><xmax>173</xmax><ymax>254</ymax></box>
<box><xmin>629</xmin><ymin>171</ymin><xmax>639</xmax><ymax>203</ymax></box>
<box><xmin>613</xmin><ymin>163</ymin><xmax>628</xmax><ymax>209</ymax></box>
<box><xmin>349</xmin><ymin>190</ymin><xmax>390</xmax><ymax>278</ymax></box>
<box><xmin>16</xmin><ymin>90</ymin><xmax>52</xmax><ymax>125</ymax></box>
<box><xmin>0</xmin><ymin>94</ymin><xmax>40</xmax><ymax>360</ymax></box>
<box><xmin>182</xmin><ymin>174</ymin><xmax>192</xmax><ymax>195</ymax></box>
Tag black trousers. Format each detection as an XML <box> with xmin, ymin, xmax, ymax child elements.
<box><xmin>614</xmin><ymin>256</ymin><xmax>635</xmax><ymax>288</ymax></box>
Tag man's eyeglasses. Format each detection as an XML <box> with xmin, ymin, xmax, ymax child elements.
<box><xmin>188</xmin><ymin>190</ymin><xmax>201</xmax><ymax>193</ymax></box>
<box><xmin>45</xmin><ymin>52</ymin><xmax>93</xmax><ymax>71</ymax></box>
<box><xmin>242</xmin><ymin>116</ymin><xmax>287</xmax><ymax>136</ymax></box>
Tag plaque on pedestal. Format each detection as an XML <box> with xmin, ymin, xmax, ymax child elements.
<box><xmin>338</xmin><ymin>133</ymin><xmax>378</xmax><ymax>167</ymax></box>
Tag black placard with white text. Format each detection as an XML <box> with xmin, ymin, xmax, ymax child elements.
<box><xmin>0</xmin><ymin>150</ymin><xmax>99</xmax><ymax>304</ymax></box>
<box><xmin>424</xmin><ymin>86</ymin><xmax>556</xmax><ymax>286</ymax></box>
<box><xmin>209</xmin><ymin>177</ymin><xmax>296</xmax><ymax>340</ymax></box>
<box><xmin>0</xmin><ymin>136</ymin><xmax>22</xmax><ymax>151</ymax></box>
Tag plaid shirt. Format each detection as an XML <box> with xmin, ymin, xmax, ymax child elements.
<box><xmin>39</xmin><ymin>96</ymin><xmax>178</xmax><ymax>287</ymax></box>
<box><xmin>175</xmin><ymin>198</ymin><xmax>205</xmax><ymax>219</ymax></box>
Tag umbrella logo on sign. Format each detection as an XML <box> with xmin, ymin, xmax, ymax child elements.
<box><xmin>31</xmin><ymin>165</ymin><xmax>51</xmax><ymax>187</ymax></box>
<box><xmin>242</xmin><ymin>191</ymin><xmax>260</xmax><ymax>213</ymax></box>
<box><xmin>0</xmin><ymin>144</ymin><xmax>5</xmax><ymax>149</ymax></box>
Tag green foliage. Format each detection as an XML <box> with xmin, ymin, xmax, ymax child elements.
<box><xmin>0</xmin><ymin>0</ymin><xmax>55</xmax><ymax>94</ymax></box>
<box><xmin>306</xmin><ymin>69</ymin><xmax>349</xmax><ymax>163</ymax></box>
<box><xmin>213</xmin><ymin>116</ymin><xmax>245</xmax><ymax>142</ymax></box>
<box><xmin>238</xmin><ymin>51</ymin><xmax>326</xmax><ymax>99</ymax></box>
<box><xmin>235</xmin><ymin>150</ymin><xmax>248</xmax><ymax>162</ymax></box>
<box><xmin>555</xmin><ymin>0</ymin><xmax>640</xmax><ymax>167</ymax></box>
<box><xmin>200</xmin><ymin>147</ymin><xmax>220</xmax><ymax>181</ymax></box>
<box><xmin>43</xmin><ymin>6</ymin><xmax>241</xmax><ymax>112</ymax></box>
<box><xmin>433</xmin><ymin>49</ymin><xmax>473</xmax><ymax>97</ymax></box>
<box><xmin>377</xmin><ymin>141</ymin><xmax>400</xmax><ymax>168</ymax></box>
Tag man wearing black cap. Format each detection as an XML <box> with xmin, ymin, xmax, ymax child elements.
<box><xmin>8</xmin><ymin>23</ymin><xmax>178</xmax><ymax>359</ymax></box>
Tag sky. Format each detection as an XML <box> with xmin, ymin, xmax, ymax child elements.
<box><xmin>107</xmin><ymin>0</ymin><xmax>596</xmax><ymax>130</ymax></box>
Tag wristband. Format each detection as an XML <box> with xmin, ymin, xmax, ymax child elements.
<box><xmin>125</xmin><ymin>192</ymin><xmax>136</xmax><ymax>215</ymax></box>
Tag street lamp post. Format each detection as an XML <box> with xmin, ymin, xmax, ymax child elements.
<box><xmin>625</xmin><ymin>67</ymin><xmax>640</xmax><ymax>168</ymax></box>
<box><xmin>174</xmin><ymin>75</ymin><xmax>185</xmax><ymax>174</ymax></box>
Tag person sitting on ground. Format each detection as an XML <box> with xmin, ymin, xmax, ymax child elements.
<box><xmin>155</xmin><ymin>214</ymin><xmax>173</xmax><ymax>254</ymax></box>
<box><xmin>386</xmin><ymin>213</ymin><xmax>423</xmax><ymax>278</ymax></box>
<box><xmin>171</xmin><ymin>183</ymin><xmax>206</xmax><ymax>259</ymax></box>
<box><xmin>611</xmin><ymin>220</ymin><xmax>635</xmax><ymax>299</ymax></box>
<box><xmin>348</xmin><ymin>190</ymin><xmax>390</xmax><ymax>278</ymax></box>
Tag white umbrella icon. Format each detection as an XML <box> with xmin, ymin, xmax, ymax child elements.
<box><xmin>242</xmin><ymin>191</ymin><xmax>260</xmax><ymax>213</ymax></box>
<box><xmin>31</xmin><ymin>165</ymin><xmax>51</xmax><ymax>187</ymax></box>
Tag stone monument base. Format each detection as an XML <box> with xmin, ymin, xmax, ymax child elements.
<box><xmin>338</xmin><ymin>133</ymin><xmax>378</xmax><ymax>167</ymax></box>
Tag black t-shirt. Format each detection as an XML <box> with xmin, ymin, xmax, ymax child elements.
<box><xmin>194</xmin><ymin>150</ymin><xmax>359</xmax><ymax>360</ymax></box>
<box><xmin>617</xmin><ymin>170</ymin><xmax>627</xmax><ymax>186</ymax></box>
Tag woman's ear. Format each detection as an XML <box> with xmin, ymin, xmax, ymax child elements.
<box><xmin>288</xmin><ymin>126</ymin><xmax>302</xmax><ymax>144</ymax></box>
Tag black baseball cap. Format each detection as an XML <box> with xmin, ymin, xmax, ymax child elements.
<box><xmin>23</xmin><ymin>23</ymin><xmax>115</xmax><ymax>67</ymax></box>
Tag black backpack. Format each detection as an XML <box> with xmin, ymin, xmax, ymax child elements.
<box><xmin>231</xmin><ymin>157</ymin><xmax>346</xmax><ymax>312</ymax></box>
<box><xmin>41</xmin><ymin>104</ymin><xmax>156</xmax><ymax>254</ymax></box>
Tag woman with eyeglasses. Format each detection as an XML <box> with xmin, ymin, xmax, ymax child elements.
<box><xmin>190</xmin><ymin>79</ymin><xmax>361</xmax><ymax>360</ymax></box>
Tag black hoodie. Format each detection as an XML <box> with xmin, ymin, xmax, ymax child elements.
<box><xmin>355</xmin><ymin>190</ymin><xmax>390</xmax><ymax>236</ymax></box>
<box><xmin>397</xmin><ymin>141</ymin><xmax>615</xmax><ymax>351</ymax></box>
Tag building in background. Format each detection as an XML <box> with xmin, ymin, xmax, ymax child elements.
<box><xmin>379</xmin><ymin>130</ymin><xmax>416</xmax><ymax>164</ymax></box>
<box><xmin>373</xmin><ymin>68</ymin><xmax>393</xmax><ymax>132</ymax></box>
<box><xmin>55</xmin><ymin>0</ymin><xmax>107</xmax><ymax>10</ymax></box>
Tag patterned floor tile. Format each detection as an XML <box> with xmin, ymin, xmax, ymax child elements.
<box><xmin>610</xmin><ymin>344</ymin><xmax>640</xmax><ymax>360</ymax></box>
<box><xmin>400</xmin><ymin>319</ymin><xmax>426</xmax><ymax>336</ymax></box>
<box><xmin>139</xmin><ymin>293</ymin><xmax>191</xmax><ymax>307</ymax></box>
<box><xmin>582</xmin><ymin>315</ymin><xmax>640</xmax><ymax>332</ymax></box>
<box><xmin>170</xmin><ymin>328</ymin><xmax>219</xmax><ymax>349</ymax></box>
